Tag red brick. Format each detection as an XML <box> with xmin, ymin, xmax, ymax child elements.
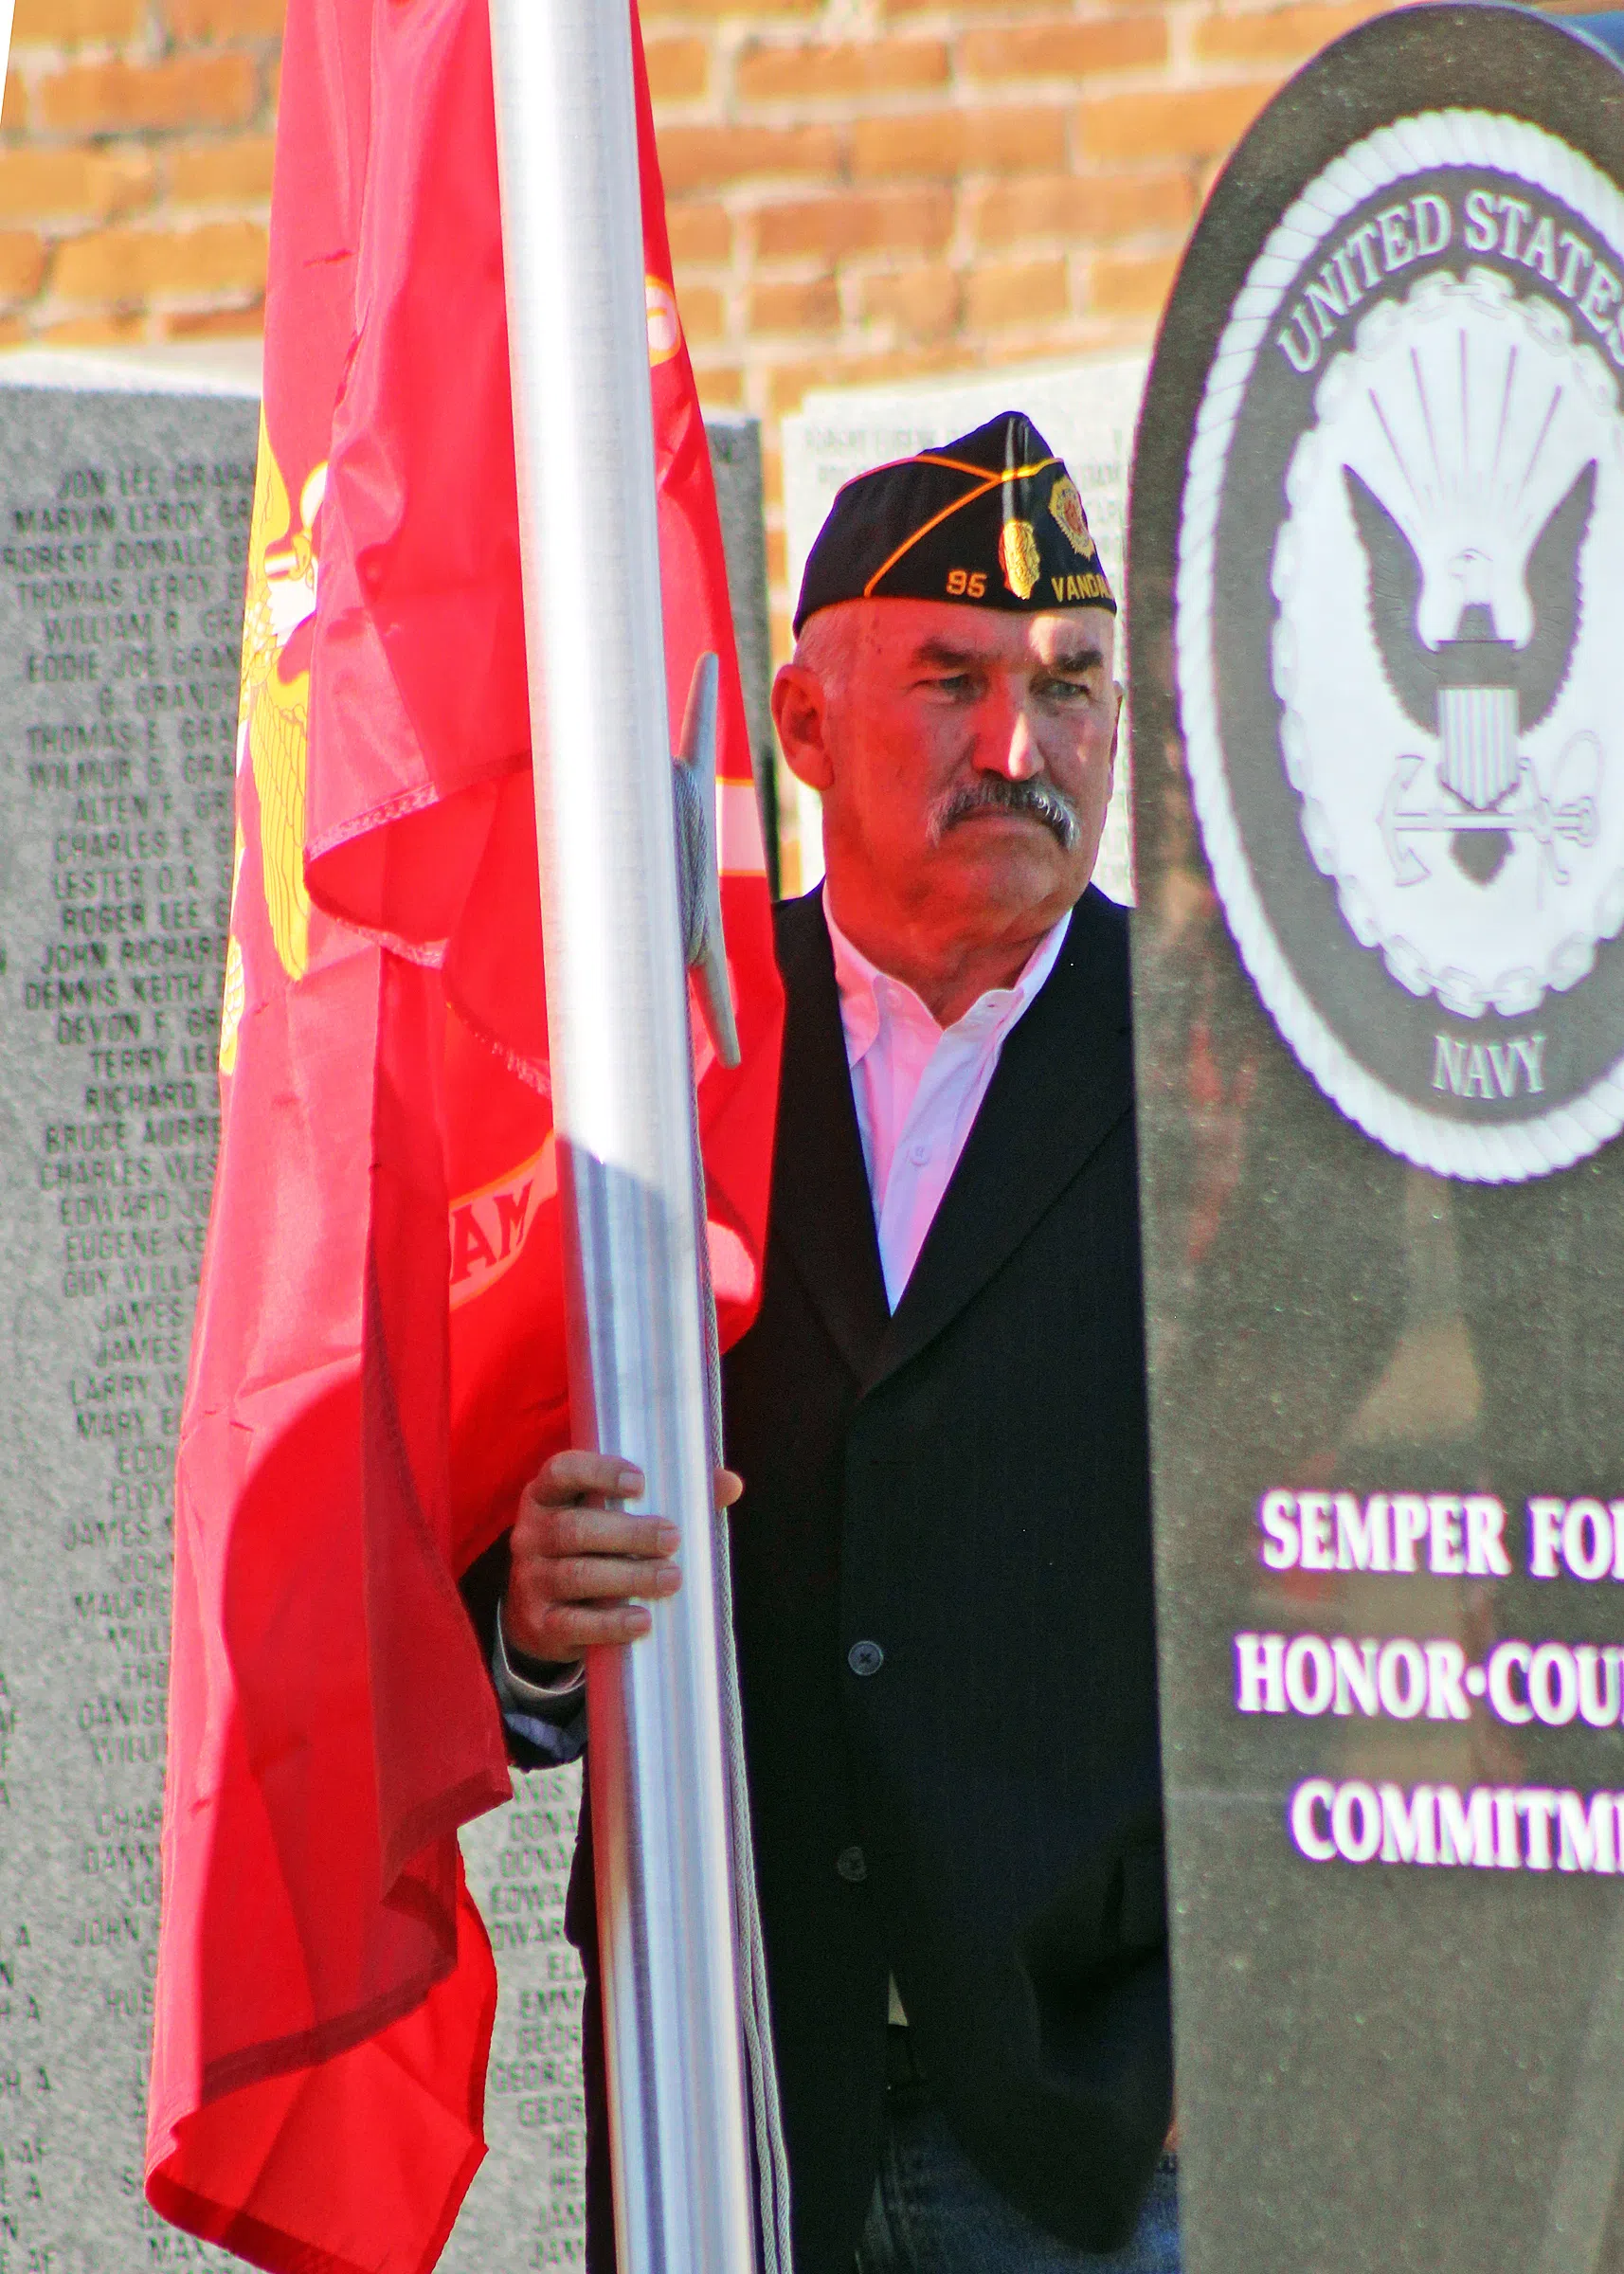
<box><xmin>0</xmin><ymin>230</ymin><xmax>46</xmax><ymax>303</ymax></box>
<box><xmin>44</xmin><ymin>311</ymin><xmax>147</xmax><ymax>343</ymax></box>
<box><xmin>755</xmin><ymin>187</ymin><xmax>951</xmax><ymax>261</ymax></box>
<box><xmin>1194</xmin><ymin>0</ymin><xmax>1388</xmax><ymax>63</ymax></box>
<box><xmin>164</xmin><ymin>0</ymin><xmax>288</xmax><ymax>35</ymax></box>
<box><xmin>678</xmin><ymin>280</ymin><xmax>726</xmax><ymax>343</ymax></box>
<box><xmin>749</xmin><ymin>274</ymin><xmax>839</xmax><ymax>334</ymax></box>
<box><xmin>963</xmin><ymin>254</ymin><xmax>1070</xmax><ymax>331</ymax></box>
<box><xmin>644</xmin><ymin>0</ymin><xmax>813</xmax><ymax>14</ymax></box>
<box><xmin>38</xmin><ymin>54</ymin><xmax>261</xmax><ymax>135</ymax></box>
<box><xmin>657</xmin><ymin>122</ymin><xmax>841</xmax><ymax>196</ymax></box>
<box><xmin>15</xmin><ymin>0</ymin><xmax>142</xmax><ymax>43</ymax></box>
<box><xmin>645</xmin><ymin>35</ymin><xmax>710</xmax><ymax>101</ymax></box>
<box><xmin>851</xmin><ymin>104</ymin><xmax>1067</xmax><ymax>182</ymax></box>
<box><xmin>170</xmin><ymin>136</ymin><xmax>276</xmax><ymax>205</ymax></box>
<box><xmin>735</xmin><ymin>36</ymin><xmax>947</xmax><ymax>102</ymax></box>
<box><xmin>886</xmin><ymin>0</ymin><xmax>1096</xmax><ymax>11</ymax></box>
<box><xmin>159</xmin><ymin>301</ymin><xmax>266</xmax><ymax>338</ymax></box>
<box><xmin>1089</xmin><ymin>246</ymin><xmax>1181</xmax><ymax>315</ymax></box>
<box><xmin>959</xmin><ymin>18</ymin><xmax>1167</xmax><ymax>81</ymax></box>
<box><xmin>692</xmin><ymin>361</ymin><xmax>744</xmax><ymax>408</ymax></box>
<box><xmin>641</xmin><ymin>0</ymin><xmax>814</xmax><ymax>15</ymax></box>
<box><xmin>52</xmin><ymin>218</ymin><xmax>267</xmax><ymax>302</ymax></box>
<box><xmin>767</xmin><ymin>343</ymin><xmax>962</xmax><ymax>414</ymax></box>
<box><xmin>859</xmin><ymin>264</ymin><xmax>961</xmax><ymax>341</ymax></box>
<box><xmin>668</xmin><ymin>202</ymin><xmax>731</xmax><ymax>264</ymax></box>
<box><xmin>0</xmin><ymin>147</ymin><xmax>155</xmax><ymax>223</ymax></box>
<box><xmin>767</xmin><ymin>354</ymin><xmax>843</xmax><ymax>416</ymax></box>
<box><xmin>1074</xmin><ymin>81</ymin><xmax>1277</xmax><ymax>163</ymax></box>
<box><xmin>970</xmin><ymin>169</ymin><xmax>1194</xmax><ymax>248</ymax></box>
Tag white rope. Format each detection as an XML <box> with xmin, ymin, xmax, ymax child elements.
<box><xmin>677</xmin><ymin>738</ymin><xmax>793</xmax><ymax>2272</ymax></box>
<box><xmin>689</xmin><ymin>1110</ymin><xmax>795</xmax><ymax>2274</ymax></box>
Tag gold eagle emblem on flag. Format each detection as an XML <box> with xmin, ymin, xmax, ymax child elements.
<box><xmin>222</xmin><ymin>410</ymin><xmax>328</xmax><ymax>1069</ymax></box>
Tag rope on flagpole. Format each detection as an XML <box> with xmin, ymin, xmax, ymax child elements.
<box><xmin>677</xmin><ymin>658</ymin><xmax>794</xmax><ymax>2274</ymax></box>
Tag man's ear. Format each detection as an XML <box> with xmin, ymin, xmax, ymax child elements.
<box><xmin>771</xmin><ymin>662</ymin><xmax>836</xmax><ymax>793</ymax></box>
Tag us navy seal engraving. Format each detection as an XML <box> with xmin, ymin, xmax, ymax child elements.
<box><xmin>1177</xmin><ymin>110</ymin><xmax>1624</xmax><ymax>1180</ymax></box>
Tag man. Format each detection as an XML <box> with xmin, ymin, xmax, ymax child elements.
<box><xmin>462</xmin><ymin>412</ymin><xmax>1175</xmax><ymax>2272</ymax></box>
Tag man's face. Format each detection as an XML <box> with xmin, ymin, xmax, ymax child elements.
<box><xmin>773</xmin><ymin>597</ymin><xmax>1120</xmax><ymax>950</ymax></box>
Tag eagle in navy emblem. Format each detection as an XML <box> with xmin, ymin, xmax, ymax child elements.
<box><xmin>1344</xmin><ymin>460</ymin><xmax>1598</xmax><ymax>886</ymax></box>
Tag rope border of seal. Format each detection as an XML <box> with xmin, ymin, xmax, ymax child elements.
<box><xmin>1175</xmin><ymin>105</ymin><xmax>1624</xmax><ymax>1183</ymax></box>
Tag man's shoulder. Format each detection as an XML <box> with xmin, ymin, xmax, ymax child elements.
<box><xmin>1062</xmin><ymin>882</ymin><xmax>1130</xmax><ymax>959</ymax></box>
<box><xmin>769</xmin><ymin>886</ymin><xmax>834</xmax><ymax>991</ymax></box>
<box><xmin>1046</xmin><ymin>884</ymin><xmax>1131</xmax><ymax>1021</ymax></box>
<box><xmin>770</xmin><ymin>886</ymin><xmax>826</xmax><ymax>946</ymax></box>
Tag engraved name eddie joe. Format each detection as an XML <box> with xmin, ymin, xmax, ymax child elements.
<box><xmin>1175</xmin><ymin>112</ymin><xmax>1624</xmax><ymax>1182</ymax></box>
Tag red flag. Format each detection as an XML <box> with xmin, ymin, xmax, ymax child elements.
<box><xmin>144</xmin><ymin>0</ymin><xmax>784</xmax><ymax>2265</ymax></box>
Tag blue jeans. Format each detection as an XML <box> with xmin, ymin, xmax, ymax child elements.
<box><xmin>855</xmin><ymin>2078</ymin><xmax>1181</xmax><ymax>2274</ymax></box>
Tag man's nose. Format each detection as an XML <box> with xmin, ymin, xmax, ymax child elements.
<box><xmin>970</xmin><ymin>689</ymin><xmax>1042</xmax><ymax>780</ymax></box>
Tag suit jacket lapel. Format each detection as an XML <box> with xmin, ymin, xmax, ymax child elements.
<box><xmin>769</xmin><ymin>893</ymin><xmax>891</xmax><ymax>1383</ymax></box>
<box><xmin>867</xmin><ymin>889</ymin><xmax>1134</xmax><ymax>1393</ymax></box>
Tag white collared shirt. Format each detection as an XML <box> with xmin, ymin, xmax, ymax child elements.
<box><xmin>823</xmin><ymin>888</ymin><xmax>1071</xmax><ymax>1312</ymax></box>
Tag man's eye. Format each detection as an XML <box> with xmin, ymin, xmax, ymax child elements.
<box><xmin>1041</xmin><ymin>676</ymin><xmax>1094</xmax><ymax>701</ymax></box>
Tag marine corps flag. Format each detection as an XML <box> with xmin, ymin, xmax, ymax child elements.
<box><xmin>143</xmin><ymin>0</ymin><xmax>783</xmax><ymax>2264</ymax></box>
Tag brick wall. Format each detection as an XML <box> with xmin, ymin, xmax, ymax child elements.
<box><xmin>641</xmin><ymin>0</ymin><xmax>1395</xmax><ymax>640</ymax></box>
<box><xmin>0</xmin><ymin>0</ymin><xmax>1412</xmax><ymax>616</ymax></box>
<box><xmin>0</xmin><ymin>0</ymin><xmax>275</xmax><ymax>345</ymax></box>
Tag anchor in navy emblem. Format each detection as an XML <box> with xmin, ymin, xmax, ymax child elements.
<box><xmin>1344</xmin><ymin>460</ymin><xmax>1599</xmax><ymax>887</ymax></box>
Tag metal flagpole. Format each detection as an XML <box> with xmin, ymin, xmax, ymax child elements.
<box><xmin>485</xmin><ymin>4</ymin><xmax>761</xmax><ymax>2271</ymax></box>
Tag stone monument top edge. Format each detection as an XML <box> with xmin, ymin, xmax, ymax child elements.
<box><xmin>0</xmin><ymin>339</ymin><xmax>262</xmax><ymax>397</ymax></box>
<box><xmin>788</xmin><ymin>346</ymin><xmax>1150</xmax><ymax>433</ymax></box>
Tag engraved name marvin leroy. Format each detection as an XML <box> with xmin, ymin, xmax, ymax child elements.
<box><xmin>1175</xmin><ymin>114</ymin><xmax>1624</xmax><ymax>1182</ymax></box>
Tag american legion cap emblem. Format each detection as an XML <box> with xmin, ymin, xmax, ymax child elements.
<box><xmin>1171</xmin><ymin>24</ymin><xmax>1624</xmax><ymax>1182</ymax></box>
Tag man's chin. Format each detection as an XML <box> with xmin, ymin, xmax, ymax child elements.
<box><xmin>929</xmin><ymin>831</ymin><xmax>1092</xmax><ymax>914</ymax></box>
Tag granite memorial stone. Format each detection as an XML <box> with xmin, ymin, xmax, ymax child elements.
<box><xmin>1130</xmin><ymin>9</ymin><xmax>1624</xmax><ymax>2266</ymax></box>
<box><xmin>0</xmin><ymin>368</ymin><xmax>256</xmax><ymax>2274</ymax></box>
<box><xmin>0</xmin><ymin>360</ymin><xmax>772</xmax><ymax>2274</ymax></box>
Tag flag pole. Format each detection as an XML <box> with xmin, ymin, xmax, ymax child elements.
<box><xmin>485</xmin><ymin>4</ymin><xmax>760</xmax><ymax>2270</ymax></box>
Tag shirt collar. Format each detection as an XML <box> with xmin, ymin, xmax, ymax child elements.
<box><xmin>822</xmin><ymin>885</ymin><xmax>1072</xmax><ymax>1071</ymax></box>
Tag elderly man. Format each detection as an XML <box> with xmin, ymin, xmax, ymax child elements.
<box><xmin>464</xmin><ymin>412</ymin><xmax>1175</xmax><ymax>2273</ymax></box>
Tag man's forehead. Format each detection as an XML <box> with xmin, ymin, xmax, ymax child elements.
<box><xmin>842</xmin><ymin>596</ymin><xmax>1115</xmax><ymax>667</ymax></box>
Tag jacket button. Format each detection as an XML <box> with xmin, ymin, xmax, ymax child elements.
<box><xmin>848</xmin><ymin>1639</ymin><xmax>884</xmax><ymax>1677</ymax></box>
<box><xmin>836</xmin><ymin>1845</ymin><xmax>868</xmax><ymax>1883</ymax></box>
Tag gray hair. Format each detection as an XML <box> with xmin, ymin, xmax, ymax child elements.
<box><xmin>790</xmin><ymin>608</ymin><xmax>855</xmax><ymax>695</ymax></box>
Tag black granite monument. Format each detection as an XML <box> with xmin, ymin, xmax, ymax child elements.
<box><xmin>1130</xmin><ymin>8</ymin><xmax>1624</xmax><ymax>2265</ymax></box>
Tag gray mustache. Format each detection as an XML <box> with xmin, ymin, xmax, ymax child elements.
<box><xmin>928</xmin><ymin>775</ymin><xmax>1079</xmax><ymax>852</ymax></box>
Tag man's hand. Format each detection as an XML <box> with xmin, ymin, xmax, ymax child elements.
<box><xmin>502</xmin><ymin>1449</ymin><xmax>743</xmax><ymax>1667</ymax></box>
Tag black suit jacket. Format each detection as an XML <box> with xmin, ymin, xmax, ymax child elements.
<box><xmin>465</xmin><ymin>886</ymin><xmax>1171</xmax><ymax>2273</ymax></box>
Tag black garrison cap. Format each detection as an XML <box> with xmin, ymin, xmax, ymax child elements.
<box><xmin>793</xmin><ymin>409</ymin><xmax>1115</xmax><ymax>634</ymax></box>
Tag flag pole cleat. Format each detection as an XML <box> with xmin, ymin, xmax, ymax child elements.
<box><xmin>674</xmin><ymin>651</ymin><xmax>742</xmax><ymax>1071</ymax></box>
